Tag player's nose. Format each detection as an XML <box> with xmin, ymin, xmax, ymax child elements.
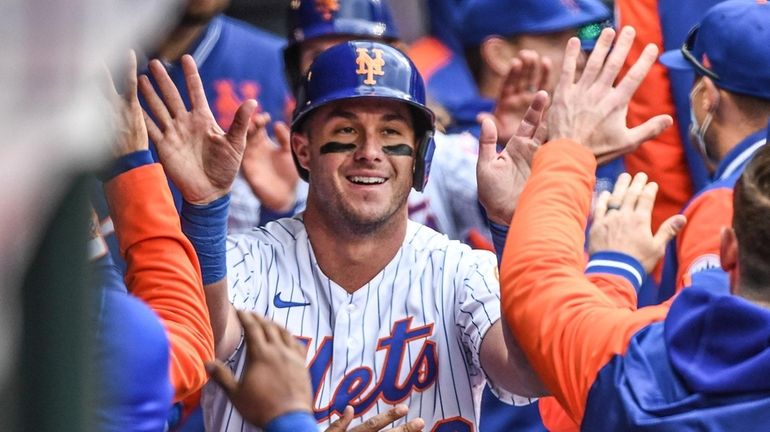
<box><xmin>353</xmin><ymin>133</ymin><xmax>385</xmax><ymax>162</ymax></box>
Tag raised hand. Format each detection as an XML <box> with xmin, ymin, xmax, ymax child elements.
<box><xmin>106</xmin><ymin>50</ymin><xmax>148</xmax><ymax>157</ymax></box>
<box><xmin>139</xmin><ymin>54</ymin><xmax>257</xmax><ymax>205</ymax></box>
<box><xmin>477</xmin><ymin>91</ymin><xmax>550</xmax><ymax>225</ymax></box>
<box><xmin>206</xmin><ymin>310</ymin><xmax>312</xmax><ymax>428</ymax></box>
<box><xmin>241</xmin><ymin>114</ymin><xmax>299</xmax><ymax>212</ymax></box>
<box><xmin>588</xmin><ymin>172</ymin><xmax>686</xmax><ymax>272</ymax></box>
<box><xmin>326</xmin><ymin>404</ymin><xmax>424</xmax><ymax>432</ymax></box>
<box><xmin>478</xmin><ymin>50</ymin><xmax>552</xmax><ymax>146</ymax></box>
<box><xmin>547</xmin><ymin>27</ymin><xmax>673</xmax><ymax>163</ymax></box>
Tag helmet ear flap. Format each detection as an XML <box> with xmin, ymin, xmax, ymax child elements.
<box><xmin>412</xmin><ymin>131</ymin><xmax>435</xmax><ymax>192</ymax></box>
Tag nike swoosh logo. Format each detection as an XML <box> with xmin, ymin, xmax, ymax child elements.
<box><xmin>273</xmin><ymin>292</ymin><xmax>311</xmax><ymax>309</ymax></box>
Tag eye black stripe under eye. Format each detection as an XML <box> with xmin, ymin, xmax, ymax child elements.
<box><xmin>383</xmin><ymin>144</ymin><xmax>413</xmax><ymax>156</ymax></box>
<box><xmin>320</xmin><ymin>141</ymin><xmax>356</xmax><ymax>154</ymax></box>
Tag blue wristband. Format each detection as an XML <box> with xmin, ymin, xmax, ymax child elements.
<box><xmin>488</xmin><ymin>221</ymin><xmax>509</xmax><ymax>265</ymax></box>
<box><xmin>264</xmin><ymin>411</ymin><xmax>317</xmax><ymax>432</ymax></box>
<box><xmin>181</xmin><ymin>194</ymin><xmax>230</xmax><ymax>285</ymax></box>
<box><xmin>99</xmin><ymin>150</ymin><xmax>155</xmax><ymax>182</ymax></box>
<box><xmin>586</xmin><ymin>251</ymin><xmax>647</xmax><ymax>292</ymax></box>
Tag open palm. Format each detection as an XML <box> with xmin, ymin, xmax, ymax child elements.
<box><xmin>140</xmin><ymin>55</ymin><xmax>257</xmax><ymax>205</ymax></box>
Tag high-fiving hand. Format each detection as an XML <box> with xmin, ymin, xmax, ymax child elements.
<box><xmin>139</xmin><ymin>55</ymin><xmax>258</xmax><ymax>205</ymax></box>
<box><xmin>547</xmin><ymin>27</ymin><xmax>673</xmax><ymax>163</ymax></box>
<box><xmin>477</xmin><ymin>91</ymin><xmax>549</xmax><ymax>225</ymax></box>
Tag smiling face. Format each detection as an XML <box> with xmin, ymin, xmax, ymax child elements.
<box><xmin>292</xmin><ymin>97</ymin><xmax>417</xmax><ymax>234</ymax></box>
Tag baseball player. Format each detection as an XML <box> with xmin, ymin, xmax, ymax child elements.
<box><xmin>281</xmin><ymin>0</ymin><xmax>493</xmax><ymax>248</ymax></box>
<box><xmin>501</xmin><ymin>26</ymin><xmax>770</xmax><ymax>429</ymax></box>
<box><xmin>138</xmin><ymin>41</ymin><xmax>544</xmax><ymax>430</ymax></box>
<box><xmin>654</xmin><ymin>0</ymin><xmax>770</xmax><ymax>302</ymax></box>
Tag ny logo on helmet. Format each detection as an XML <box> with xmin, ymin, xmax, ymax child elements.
<box><xmin>355</xmin><ymin>48</ymin><xmax>385</xmax><ymax>85</ymax></box>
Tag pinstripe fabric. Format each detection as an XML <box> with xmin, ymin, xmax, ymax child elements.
<box><xmin>202</xmin><ymin>218</ymin><xmax>527</xmax><ymax>431</ymax></box>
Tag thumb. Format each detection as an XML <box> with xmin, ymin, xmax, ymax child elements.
<box><xmin>653</xmin><ymin>214</ymin><xmax>686</xmax><ymax>249</ymax></box>
<box><xmin>205</xmin><ymin>361</ymin><xmax>239</xmax><ymax>398</ymax></box>
<box><xmin>274</xmin><ymin>121</ymin><xmax>291</xmax><ymax>153</ymax></box>
<box><xmin>477</xmin><ymin>116</ymin><xmax>499</xmax><ymax>164</ymax></box>
<box><xmin>227</xmin><ymin>99</ymin><xmax>259</xmax><ymax>143</ymax></box>
<box><xmin>627</xmin><ymin>114</ymin><xmax>673</xmax><ymax>148</ymax></box>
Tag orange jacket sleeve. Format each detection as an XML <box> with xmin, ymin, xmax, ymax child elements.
<box><xmin>105</xmin><ymin>163</ymin><xmax>215</xmax><ymax>402</ymax></box>
<box><xmin>674</xmin><ymin>188</ymin><xmax>733</xmax><ymax>290</ymax></box>
<box><xmin>500</xmin><ymin>140</ymin><xmax>669</xmax><ymax>424</ymax></box>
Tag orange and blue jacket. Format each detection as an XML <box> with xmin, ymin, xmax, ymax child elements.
<box><xmin>501</xmin><ymin>139</ymin><xmax>770</xmax><ymax>429</ymax></box>
<box><xmin>656</xmin><ymin>128</ymin><xmax>767</xmax><ymax>302</ymax></box>
<box><xmin>105</xmin><ymin>159</ymin><xmax>215</xmax><ymax>402</ymax></box>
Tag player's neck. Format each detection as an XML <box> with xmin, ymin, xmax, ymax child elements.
<box><xmin>303</xmin><ymin>206</ymin><xmax>408</xmax><ymax>294</ymax></box>
<box><xmin>155</xmin><ymin>22</ymin><xmax>208</xmax><ymax>63</ymax></box>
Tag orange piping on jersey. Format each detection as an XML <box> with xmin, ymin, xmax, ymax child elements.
<box><xmin>106</xmin><ymin>164</ymin><xmax>215</xmax><ymax>402</ymax></box>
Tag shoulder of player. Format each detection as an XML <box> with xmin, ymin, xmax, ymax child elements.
<box><xmin>227</xmin><ymin>216</ymin><xmax>305</xmax><ymax>250</ymax></box>
<box><xmin>404</xmin><ymin>221</ymin><xmax>496</xmax><ymax>266</ymax></box>
<box><xmin>680</xmin><ymin>183</ymin><xmax>733</xmax><ymax>221</ymax></box>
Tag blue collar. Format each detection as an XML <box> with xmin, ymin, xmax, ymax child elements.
<box><xmin>713</xmin><ymin>128</ymin><xmax>767</xmax><ymax>181</ymax></box>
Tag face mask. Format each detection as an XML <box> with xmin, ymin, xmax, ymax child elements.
<box><xmin>689</xmin><ymin>80</ymin><xmax>717</xmax><ymax>165</ymax></box>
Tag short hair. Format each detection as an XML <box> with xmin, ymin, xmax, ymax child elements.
<box><xmin>733</xmin><ymin>143</ymin><xmax>770</xmax><ymax>297</ymax></box>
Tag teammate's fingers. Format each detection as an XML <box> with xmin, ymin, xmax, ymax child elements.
<box><xmin>516</xmin><ymin>51</ymin><xmax>535</xmax><ymax>94</ymax></box>
<box><xmin>615</xmin><ymin>43</ymin><xmax>660</xmax><ymax>106</ymax></box>
<box><xmin>180</xmin><ymin>54</ymin><xmax>211</xmax><ymax>111</ymax></box>
<box><xmin>349</xmin><ymin>404</ymin><xmax>408</xmax><ymax>432</ymax></box>
<box><xmin>325</xmin><ymin>406</ymin><xmax>354</xmax><ymax>432</ymax></box>
<box><xmin>256</xmin><ymin>313</ymin><xmax>283</xmax><ymax>344</ymax></box>
<box><xmin>205</xmin><ymin>360</ymin><xmax>239</xmax><ymax>398</ymax></box>
<box><xmin>653</xmin><ymin>214</ymin><xmax>687</xmax><ymax>250</ymax></box>
<box><xmin>521</xmin><ymin>50</ymin><xmax>543</xmax><ymax>91</ymax></box>
<box><xmin>138</xmin><ymin>74</ymin><xmax>173</xmax><ymax>129</ymax></box>
<box><xmin>626</xmin><ymin>114</ymin><xmax>673</xmax><ymax>148</ymax></box>
<box><xmin>596</xmin><ymin>26</ymin><xmax>635</xmax><ymax>88</ymax></box>
<box><xmin>578</xmin><ymin>27</ymin><xmax>615</xmax><ymax>86</ymax></box>
<box><xmin>124</xmin><ymin>50</ymin><xmax>139</xmax><ymax>103</ymax></box>
<box><xmin>557</xmin><ymin>37</ymin><xmax>583</xmax><ymax>87</ymax></box>
<box><xmin>227</xmin><ymin>100</ymin><xmax>259</xmax><ymax>145</ymax></box>
<box><xmin>500</xmin><ymin>58</ymin><xmax>523</xmax><ymax>96</ymax></box>
<box><xmin>635</xmin><ymin>180</ymin><xmax>658</xmax><ymax>215</ymax></box>
<box><xmin>148</xmin><ymin>59</ymin><xmax>187</xmax><ymax>117</ymax></box>
<box><xmin>608</xmin><ymin>172</ymin><xmax>632</xmax><ymax>208</ymax></box>
<box><xmin>274</xmin><ymin>121</ymin><xmax>291</xmax><ymax>152</ymax></box>
<box><xmin>237</xmin><ymin>310</ymin><xmax>267</xmax><ymax>352</ymax></box>
<box><xmin>621</xmin><ymin>172</ymin><xmax>648</xmax><ymax>210</ymax></box>
<box><xmin>143</xmin><ymin>110</ymin><xmax>163</xmax><ymax>144</ymax></box>
<box><xmin>385</xmin><ymin>418</ymin><xmax>425</xmax><ymax>432</ymax></box>
<box><xmin>593</xmin><ymin>190</ymin><xmax>611</xmax><ymax>220</ymax></box>
<box><xmin>477</xmin><ymin>117</ymin><xmax>499</xmax><ymax>163</ymax></box>
<box><xmin>516</xmin><ymin>91</ymin><xmax>549</xmax><ymax>138</ymax></box>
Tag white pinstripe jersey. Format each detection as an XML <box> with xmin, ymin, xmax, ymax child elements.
<box><xmin>202</xmin><ymin>217</ymin><xmax>529</xmax><ymax>431</ymax></box>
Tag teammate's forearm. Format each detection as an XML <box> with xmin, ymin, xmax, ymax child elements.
<box><xmin>106</xmin><ymin>158</ymin><xmax>215</xmax><ymax>401</ymax></box>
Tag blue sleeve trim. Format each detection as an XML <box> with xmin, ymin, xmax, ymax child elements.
<box><xmin>488</xmin><ymin>221</ymin><xmax>508</xmax><ymax>266</ymax></box>
<box><xmin>101</xmin><ymin>150</ymin><xmax>154</xmax><ymax>181</ymax></box>
<box><xmin>586</xmin><ymin>251</ymin><xmax>646</xmax><ymax>291</ymax></box>
<box><xmin>264</xmin><ymin>411</ymin><xmax>317</xmax><ymax>432</ymax></box>
<box><xmin>181</xmin><ymin>194</ymin><xmax>230</xmax><ymax>285</ymax></box>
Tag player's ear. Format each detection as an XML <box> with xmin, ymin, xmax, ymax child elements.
<box><xmin>720</xmin><ymin>226</ymin><xmax>739</xmax><ymax>294</ymax></box>
<box><xmin>292</xmin><ymin>131</ymin><xmax>311</xmax><ymax>173</ymax></box>
<box><xmin>702</xmin><ymin>77</ymin><xmax>721</xmax><ymax>113</ymax></box>
<box><xmin>480</xmin><ymin>36</ymin><xmax>514</xmax><ymax>78</ymax></box>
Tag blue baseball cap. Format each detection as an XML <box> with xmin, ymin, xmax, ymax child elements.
<box><xmin>659</xmin><ymin>0</ymin><xmax>770</xmax><ymax>100</ymax></box>
<box><xmin>459</xmin><ymin>0</ymin><xmax>611</xmax><ymax>46</ymax></box>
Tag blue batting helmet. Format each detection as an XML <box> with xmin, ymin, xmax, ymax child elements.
<box><xmin>291</xmin><ymin>41</ymin><xmax>436</xmax><ymax>192</ymax></box>
<box><xmin>285</xmin><ymin>0</ymin><xmax>400</xmax><ymax>88</ymax></box>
